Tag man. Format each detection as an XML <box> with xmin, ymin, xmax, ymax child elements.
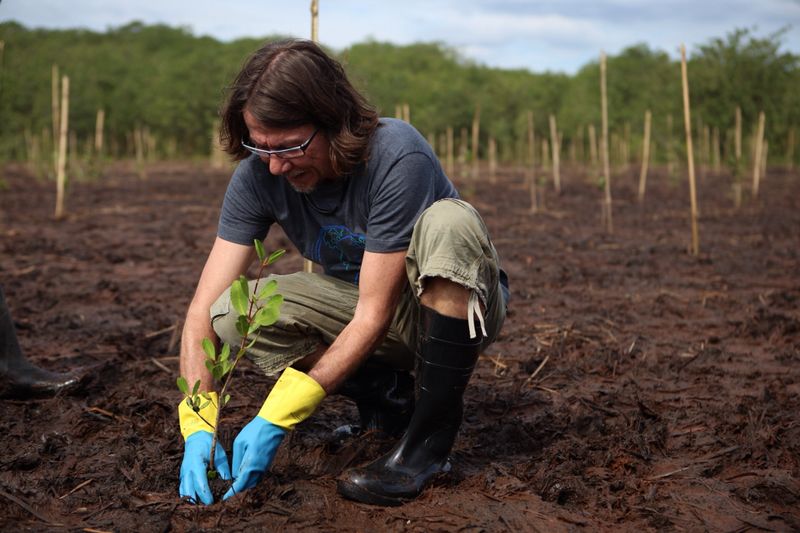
<box><xmin>178</xmin><ymin>39</ymin><xmax>508</xmax><ymax>507</ymax></box>
<box><xmin>1</xmin><ymin>286</ymin><xmax>79</xmax><ymax>398</ymax></box>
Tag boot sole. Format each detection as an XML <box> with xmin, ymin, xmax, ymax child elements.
<box><xmin>336</xmin><ymin>479</ymin><xmax>409</xmax><ymax>507</ymax></box>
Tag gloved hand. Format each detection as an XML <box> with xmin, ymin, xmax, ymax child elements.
<box><xmin>223</xmin><ymin>367</ymin><xmax>326</xmax><ymax>500</ymax></box>
<box><xmin>177</xmin><ymin>391</ymin><xmax>232</xmax><ymax>505</ymax></box>
<box><xmin>179</xmin><ymin>431</ymin><xmax>232</xmax><ymax>505</ymax></box>
<box><xmin>222</xmin><ymin>417</ymin><xmax>285</xmax><ymax>499</ymax></box>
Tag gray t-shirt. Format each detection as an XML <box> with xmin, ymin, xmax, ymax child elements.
<box><xmin>218</xmin><ymin>118</ymin><xmax>459</xmax><ymax>284</ymax></box>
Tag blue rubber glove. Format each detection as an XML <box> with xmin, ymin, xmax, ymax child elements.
<box><xmin>223</xmin><ymin>416</ymin><xmax>286</xmax><ymax>500</ymax></box>
<box><xmin>179</xmin><ymin>431</ymin><xmax>232</xmax><ymax>505</ymax></box>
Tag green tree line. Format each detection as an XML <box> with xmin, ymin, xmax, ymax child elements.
<box><xmin>0</xmin><ymin>21</ymin><xmax>797</xmax><ymax>167</ymax></box>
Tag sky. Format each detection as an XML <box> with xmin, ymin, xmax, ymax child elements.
<box><xmin>1</xmin><ymin>0</ymin><xmax>799</xmax><ymax>74</ymax></box>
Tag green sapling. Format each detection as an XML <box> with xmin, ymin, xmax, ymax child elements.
<box><xmin>177</xmin><ymin>239</ymin><xmax>285</xmax><ymax>479</ymax></box>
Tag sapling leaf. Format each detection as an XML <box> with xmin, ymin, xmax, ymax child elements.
<box><xmin>177</xmin><ymin>376</ymin><xmax>189</xmax><ymax>395</ymax></box>
<box><xmin>254</xmin><ymin>239</ymin><xmax>266</xmax><ymax>263</ymax></box>
<box><xmin>198</xmin><ymin>400</ymin><xmax>210</xmax><ymax>410</ymax></box>
<box><xmin>230</xmin><ymin>276</ymin><xmax>250</xmax><ymax>316</ymax></box>
<box><xmin>256</xmin><ymin>279</ymin><xmax>278</xmax><ymax>300</ymax></box>
<box><xmin>205</xmin><ymin>359</ymin><xmax>214</xmax><ymax>372</ymax></box>
<box><xmin>235</xmin><ymin>315</ymin><xmax>249</xmax><ymax>337</ymax></box>
<box><xmin>201</xmin><ymin>338</ymin><xmax>216</xmax><ymax>361</ymax></box>
<box><xmin>267</xmin><ymin>249</ymin><xmax>286</xmax><ymax>265</ymax></box>
<box><xmin>207</xmin><ymin>470</ymin><xmax>218</xmax><ymax>480</ymax></box>
<box><xmin>245</xmin><ymin>337</ymin><xmax>258</xmax><ymax>350</ymax></box>
<box><xmin>220</xmin><ymin>343</ymin><xmax>231</xmax><ymax>362</ymax></box>
<box><xmin>191</xmin><ymin>379</ymin><xmax>201</xmax><ymax>397</ymax></box>
<box><xmin>223</xmin><ymin>394</ymin><xmax>231</xmax><ymax>406</ymax></box>
<box><xmin>252</xmin><ymin>303</ymin><xmax>280</xmax><ymax>329</ymax></box>
<box><xmin>211</xmin><ymin>366</ymin><xmax>223</xmax><ymax>381</ymax></box>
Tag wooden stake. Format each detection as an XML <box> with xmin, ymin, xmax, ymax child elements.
<box><xmin>446</xmin><ymin>126</ymin><xmax>454</xmax><ymax>176</ymax></box>
<box><xmin>54</xmin><ymin>75</ymin><xmax>69</xmax><ymax>219</ymax></box>
<box><xmin>310</xmin><ymin>0</ymin><xmax>319</xmax><ymax>42</ymax></box>
<box><xmin>600</xmin><ymin>51</ymin><xmax>612</xmax><ymax>233</ymax></box>
<box><xmin>395</xmin><ymin>104</ymin><xmax>402</xmax><ymax>119</ymax></box>
<box><xmin>637</xmin><ymin>110</ymin><xmax>652</xmax><ymax>203</ymax></box>
<box><xmin>51</xmin><ymin>64</ymin><xmax>60</xmax><ymax>176</ymax></box>
<box><xmin>680</xmin><ymin>44</ymin><xmax>699</xmax><ymax>256</ymax></box>
<box><xmin>549</xmin><ymin>114</ymin><xmax>561</xmax><ymax>194</ymax></box>
<box><xmin>488</xmin><ymin>136</ymin><xmax>497</xmax><ymax>183</ymax></box>
<box><xmin>752</xmin><ymin>111</ymin><xmax>765</xmax><ymax>198</ymax></box>
<box><xmin>471</xmin><ymin>104</ymin><xmax>481</xmax><ymax>179</ymax></box>
<box><xmin>527</xmin><ymin>110</ymin><xmax>537</xmax><ymax>213</ymax></box>
<box><xmin>305</xmin><ymin>0</ymin><xmax>320</xmax><ymax>275</ymax></box>
<box><xmin>402</xmin><ymin>103</ymin><xmax>410</xmax><ymax>124</ymax></box>
<box><xmin>94</xmin><ymin>109</ymin><xmax>105</xmax><ymax>155</ymax></box>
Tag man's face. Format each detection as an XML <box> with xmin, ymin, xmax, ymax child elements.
<box><xmin>243</xmin><ymin>109</ymin><xmax>336</xmax><ymax>193</ymax></box>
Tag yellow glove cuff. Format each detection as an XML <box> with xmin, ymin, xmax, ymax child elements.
<box><xmin>178</xmin><ymin>391</ymin><xmax>219</xmax><ymax>440</ymax></box>
<box><xmin>257</xmin><ymin>368</ymin><xmax>326</xmax><ymax>430</ymax></box>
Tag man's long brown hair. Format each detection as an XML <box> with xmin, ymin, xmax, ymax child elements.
<box><xmin>220</xmin><ymin>39</ymin><xmax>379</xmax><ymax>177</ymax></box>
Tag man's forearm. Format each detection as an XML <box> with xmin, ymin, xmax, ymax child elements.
<box><xmin>307</xmin><ymin>315</ymin><xmax>390</xmax><ymax>394</ymax></box>
<box><xmin>179</xmin><ymin>307</ymin><xmax>217</xmax><ymax>392</ymax></box>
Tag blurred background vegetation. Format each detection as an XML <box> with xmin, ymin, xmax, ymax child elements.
<box><xmin>0</xmin><ymin>21</ymin><xmax>797</xmax><ymax>167</ymax></box>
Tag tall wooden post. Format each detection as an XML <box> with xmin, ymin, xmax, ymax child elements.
<box><xmin>637</xmin><ymin>110</ymin><xmax>652</xmax><ymax>202</ymax></box>
<box><xmin>54</xmin><ymin>75</ymin><xmax>69</xmax><ymax>219</ymax></box>
<box><xmin>549</xmin><ymin>114</ymin><xmax>561</xmax><ymax>194</ymax></box>
<box><xmin>680</xmin><ymin>44</ymin><xmax>699</xmax><ymax>256</ymax></box>
<box><xmin>600</xmin><ymin>52</ymin><xmax>612</xmax><ymax>233</ymax></box>
<box><xmin>51</xmin><ymin>64</ymin><xmax>60</xmax><ymax>176</ymax></box>
<box><xmin>310</xmin><ymin>0</ymin><xmax>319</xmax><ymax>42</ymax></box>
<box><xmin>752</xmin><ymin>111</ymin><xmax>766</xmax><ymax>198</ymax></box>
<box><xmin>303</xmin><ymin>0</ymin><xmax>321</xmax><ymax>274</ymax></box>
<box><xmin>94</xmin><ymin>109</ymin><xmax>105</xmax><ymax>156</ymax></box>
<box><xmin>402</xmin><ymin>103</ymin><xmax>410</xmax><ymax>124</ymax></box>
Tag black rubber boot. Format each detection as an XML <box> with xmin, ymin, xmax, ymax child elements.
<box><xmin>0</xmin><ymin>287</ymin><xmax>79</xmax><ymax>399</ymax></box>
<box><xmin>337</xmin><ymin>363</ymin><xmax>415</xmax><ymax>437</ymax></box>
<box><xmin>337</xmin><ymin>306</ymin><xmax>481</xmax><ymax>506</ymax></box>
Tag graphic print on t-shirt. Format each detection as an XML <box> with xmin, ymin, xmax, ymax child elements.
<box><xmin>313</xmin><ymin>225</ymin><xmax>366</xmax><ymax>284</ymax></box>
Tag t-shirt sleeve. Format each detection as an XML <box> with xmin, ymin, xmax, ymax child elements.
<box><xmin>217</xmin><ymin>161</ymin><xmax>273</xmax><ymax>245</ymax></box>
<box><xmin>365</xmin><ymin>151</ymin><xmax>440</xmax><ymax>253</ymax></box>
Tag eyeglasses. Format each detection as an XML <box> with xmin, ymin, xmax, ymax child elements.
<box><xmin>241</xmin><ymin>128</ymin><xmax>319</xmax><ymax>159</ymax></box>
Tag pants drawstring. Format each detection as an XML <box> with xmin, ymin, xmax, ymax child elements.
<box><xmin>467</xmin><ymin>291</ymin><xmax>487</xmax><ymax>340</ymax></box>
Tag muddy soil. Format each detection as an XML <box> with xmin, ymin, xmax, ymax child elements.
<box><xmin>1</xmin><ymin>161</ymin><xmax>798</xmax><ymax>532</ymax></box>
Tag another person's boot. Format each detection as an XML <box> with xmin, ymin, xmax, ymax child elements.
<box><xmin>0</xmin><ymin>287</ymin><xmax>79</xmax><ymax>399</ymax></box>
<box><xmin>337</xmin><ymin>363</ymin><xmax>415</xmax><ymax>437</ymax></box>
<box><xmin>337</xmin><ymin>305</ymin><xmax>481</xmax><ymax>506</ymax></box>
